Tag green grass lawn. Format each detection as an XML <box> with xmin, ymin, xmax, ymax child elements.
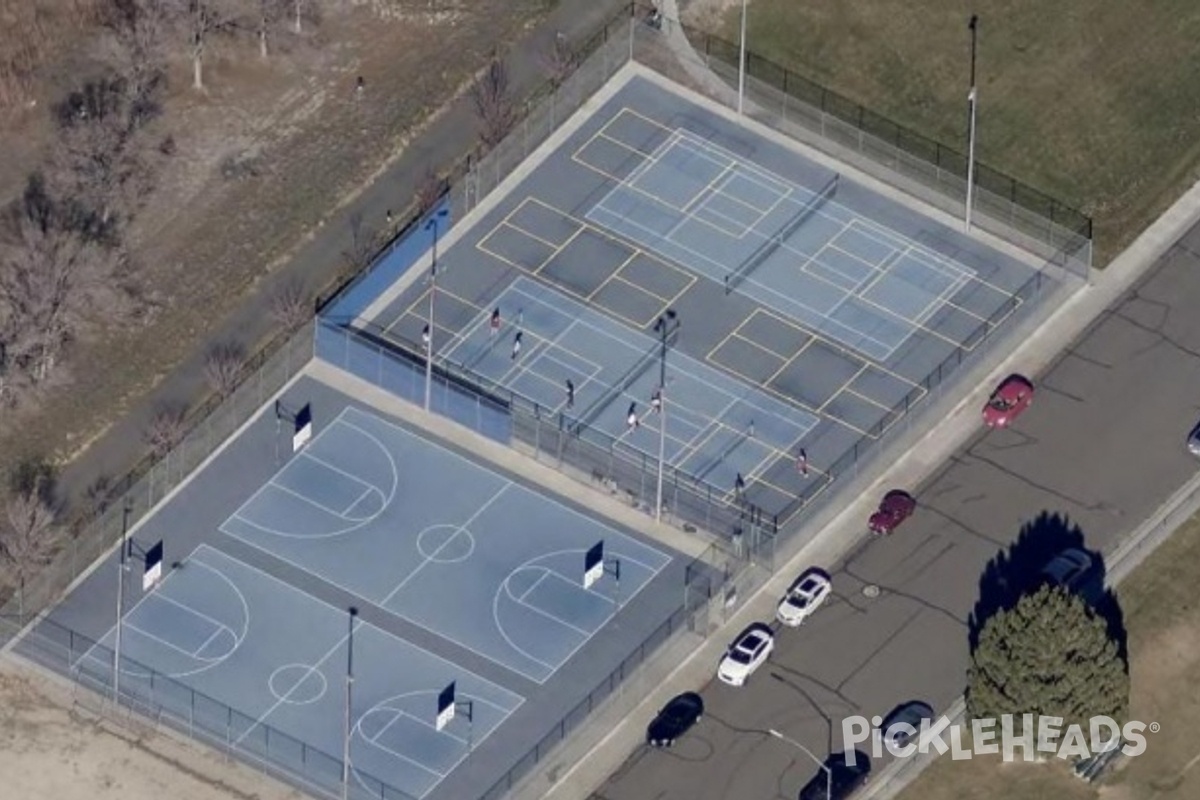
<box><xmin>891</xmin><ymin>514</ymin><xmax>1200</xmax><ymax>800</ymax></box>
<box><xmin>704</xmin><ymin>0</ymin><xmax>1200</xmax><ymax>264</ymax></box>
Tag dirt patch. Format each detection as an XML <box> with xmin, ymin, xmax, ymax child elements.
<box><xmin>0</xmin><ymin>659</ymin><xmax>303</xmax><ymax>800</ymax></box>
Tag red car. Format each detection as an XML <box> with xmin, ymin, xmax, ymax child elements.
<box><xmin>869</xmin><ymin>490</ymin><xmax>916</xmax><ymax>535</ymax></box>
<box><xmin>982</xmin><ymin>374</ymin><xmax>1034</xmax><ymax>428</ymax></box>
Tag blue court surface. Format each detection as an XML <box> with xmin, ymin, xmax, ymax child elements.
<box><xmin>364</xmin><ymin>75</ymin><xmax>1061</xmax><ymax>521</ymax></box>
<box><xmin>28</xmin><ymin>375</ymin><xmax>692</xmax><ymax>800</ymax></box>
<box><xmin>220</xmin><ymin>404</ymin><xmax>670</xmax><ymax>683</ymax></box>
<box><xmin>436</xmin><ymin>276</ymin><xmax>817</xmax><ymax>500</ymax></box>
<box><xmin>73</xmin><ymin>545</ymin><xmax>522</xmax><ymax>799</ymax></box>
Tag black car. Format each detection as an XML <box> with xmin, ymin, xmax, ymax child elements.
<box><xmin>798</xmin><ymin>751</ymin><xmax>871</xmax><ymax>800</ymax></box>
<box><xmin>646</xmin><ymin>691</ymin><xmax>704</xmax><ymax>747</ymax></box>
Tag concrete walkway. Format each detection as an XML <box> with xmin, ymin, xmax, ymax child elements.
<box><xmin>53</xmin><ymin>0</ymin><xmax>631</xmax><ymax>507</ymax></box>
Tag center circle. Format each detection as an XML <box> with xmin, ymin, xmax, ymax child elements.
<box><xmin>268</xmin><ymin>663</ymin><xmax>328</xmax><ymax>705</ymax></box>
<box><xmin>417</xmin><ymin>524</ymin><xmax>476</xmax><ymax>563</ymax></box>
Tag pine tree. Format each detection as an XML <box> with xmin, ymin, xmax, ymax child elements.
<box><xmin>967</xmin><ymin>584</ymin><xmax>1128</xmax><ymax>731</ymax></box>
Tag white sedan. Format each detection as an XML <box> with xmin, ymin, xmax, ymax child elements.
<box><xmin>717</xmin><ymin>623</ymin><xmax>775</xmax><ymax>687</ymax></box>
<box><xmin>775</xmin><ymin>567</ymin><xmax>832</xmax><ymax>627</ymax></box>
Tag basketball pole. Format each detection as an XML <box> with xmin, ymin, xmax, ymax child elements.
<box><xmin>965</xmin><ymin>15</ymin><xmax>979</xmax><ymax>232</ymax></box>
<box><xmin>112</xmin><ymin>500</ymin><xmax>131</xmax><ymax>706</ymax></box>
<box><xmin>342</xmin><ymin>606</ymin><xmax>358</xmax><ymax>800</ymax></box>
<box><xmin>424</xmin><ymin>209</ymin><xmax>449</xmax><ymax>413</ymax></box>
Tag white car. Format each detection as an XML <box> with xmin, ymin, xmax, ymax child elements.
<box><xmin>717</xmin><ymin>623</ymin><xmax>775</xmax><ymax>687</ymax></box>
<box><xmin>775</xmin><ymin>568</ymin><xmax>832</xmax><ymax>627</ymax></box>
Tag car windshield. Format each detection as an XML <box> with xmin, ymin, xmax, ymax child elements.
<box><xmin>742</xmin><ymin>634</ymin><xmax>762</xmax><ymax>650</ymax></box>
<box><xmin>989</xmin><ymin>396</ymin><xmax>1013</xmax><ymax>410</ymax></box>
<box><xmin>787</xmin><ymin>593</ymin><xmax>810</xmax><ymax>608</ymax></box>
<box><xmin>729</xmin><ymin>650</ymin><xmax>752</xmax><ymax>664</ymax></box>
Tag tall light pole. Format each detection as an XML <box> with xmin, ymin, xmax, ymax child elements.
<box><xmin>737</xmin><ymin>0</ymin><xmax>748</xmax><ymax>115</ymax></box>
<box><xmin>964</xmin><ymin>14</ymin><xmax>979</xmax><ymax>232</ymax></box>
<box><xmin>653</xmin><ymin>309</ymin><xmax>679</xmax><ymax>522</ymax></box>
<box><xmin>424</xmin><ymin>208</ymin><xmax>449</xmax><ymax>411</ymax></box>
<box><xmin>769</xmin><ymin>728</ymin><xmax>832</xmax><ymax>800</ymax></box>
<box><xmin>112</xmin><ymin>500</ymin><xmax>131</xmax><ymax>705</ymax></box>
<box><xmin>341</xmin><ymin>606</ymin><xmax>358</xmax><ymax>800</ymax></box>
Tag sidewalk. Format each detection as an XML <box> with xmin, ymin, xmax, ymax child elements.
<box><xmin>51</xmin><ymin>0</ymin><xmax>630</xmax><ymax>507</ymax></box>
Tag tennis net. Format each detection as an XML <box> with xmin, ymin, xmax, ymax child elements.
<box><xmin>695</xmin><ymin>423</ymin><xmax>752</xmax><ymax>481</ymax></box>
<box><xmin>724</xmin><ymin>173</ymin><xmax>840</xmax><ymax>295</ymax></box>
<box><xmin>571</xmin><ymin>343</ymin><xmax>660</xmax><ymax>435</ymax></box>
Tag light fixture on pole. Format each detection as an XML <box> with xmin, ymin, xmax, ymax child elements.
<box><xmin>769</xmin><ymin>728</ymin><xmax>833</xmax><ymax>800</ymax></box>
<box><xmin>112</xmin><ymin>499</ymin><xmax>132</xmax><ymax>705</ymax></box>
<box><xmin>653</xmin><ymin>309</ymin><xmax>679</xmax><ymax>522</ymax></box>
<box><xmin>423</xmin><ymin>208</ymin><xmax>449</xmax><ymax>412</ymax></box>
<box><xmin>341</xmin><ymin>606</ymin><xmax>358</xmax><ymax>800</ymax></box>
<box><xmin>965</xmin><ymin>14</ymin><xmax>979</xmax><ymax>232</ymax></box>
<box><xmin>737</xmin><ymin>0</ymin><xmax>748</xmax><ymax>115</ymax></box>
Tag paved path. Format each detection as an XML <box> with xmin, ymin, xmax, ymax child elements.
<box><xmin>53</xmin><ymin>0</ymin><xmax>629</xmax><ymax>507</ymax></box>
<box><xmin>579</xmin><ymin>175</ymin><xmax>1200</xmax><ymax>799</ymax></box>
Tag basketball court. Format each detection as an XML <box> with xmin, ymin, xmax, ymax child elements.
<box><xmin>28</xmin><ymin>375</ymin><xmax>690</xmax><ymax>800</ymax></box>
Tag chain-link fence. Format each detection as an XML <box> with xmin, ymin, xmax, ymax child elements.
<box><xmin>315</xmin><ymin>318</ymin><xmax>780</xmax><ymax>565</ymax></box>
<box><xmin>651</xmin><ymin>6</ymin><xmax>1092</xmax><ymax>275</ymax></box>
<box><xmin>0</xmin><ymin>321</ymin><xmax>315</xmax><ymax>632</ymax></box>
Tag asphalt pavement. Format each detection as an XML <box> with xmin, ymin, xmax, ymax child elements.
<box><xmin>589</xmin><ymin>202</ymin><xmax>1200</xmax><ymax>798</ymax></box>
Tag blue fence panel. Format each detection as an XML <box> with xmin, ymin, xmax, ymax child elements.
<box><xmin>322</xmin><ymin>197</ymin><xmax>452</xmax><ymax>322</ymax></box>
<box><xmin>315</xmin><ymin>321</ymin><xmax>513</xmax><ymax>445</ymax></box>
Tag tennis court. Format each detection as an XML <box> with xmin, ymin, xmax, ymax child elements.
<box><xmin>350</xmin><ymin>71</ymin><xmax>1061</xmax><ymax>522</ymax></box>
<box><xmin>579</xmin><ymin>111</ymin><xmax>1015</xmax><ymax>363</ymax></box>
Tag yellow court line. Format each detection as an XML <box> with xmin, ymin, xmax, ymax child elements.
<box><xmin>498</xmin><ymin>196</ymin><xmax>576</xmax><ymax>249</ymax></box>
<box><xmin>817</xmin><ymin>363</ymin><xmax>869</xmax><ymax>415</ymax></box>
<box><xmin>531</xmin><ymin>225</ymin><xmax>585</xmax><ymax>278</ymax></box>
<box><xmin>839</xmin><ymin>386</ymin><xmax>902</xmax><ymax>414</ymax></box>
<box><xmin>657</xmin><ymin>272</ymin><xmax>698</xmax><ymax>320</ymax></box>
<box><xmin>586</xmin><ymin>251</ymin><xmax>642</xmax><ymax>301</ymax></box>
<box><xmin>477</xmin><ymin>236</ymin><xmax>550</xmax><ymax>276</ymax></box>
<box><xmin>727</xmin><ymin>330</ymin><xmax>790</xmax><ymax>363</ymax></box>
<box><xmin>723</xmin><ymin>309</ymin><xmax>798</xmax><ymax>362</ymax></box>
<box><xmin>525</xmin><ymin>196</ymin><xmax>698</xmax><ymax>298</ymax></box>
<box><xmin>502</xmin><ymin>198</ymin><xmax>581</xmax><ymax>250</ymax></box>
<box><xmin>749</xmin><ymin>304</ymin><xmax>921</xmax><ymax>391</ymax></box>
<box><xmin>602</xmin><ymin>272</ymin><xmax>670</xmax><ymax>305</ymax></box>
<box><xmin>763</xmin><ymin>335</ymin><xmax>816</xmax><ymax>387</ymax></box>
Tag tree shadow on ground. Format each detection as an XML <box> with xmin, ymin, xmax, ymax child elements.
<box><xmin>967</xmin><ymin>509</ymin><xmax>1128</xmax><ymax>668</ymax></box>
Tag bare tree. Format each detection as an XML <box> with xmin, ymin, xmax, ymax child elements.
<box><xmin>144</xmin><ymin>401</ymin><xmax>187</xmax><ymax>456</ymax></box>
<box><xmin>342</xmin><ymin>210</ymin><xmax>376</xmax><ymax>274</ymax></box>
<box><xmin>415</xmin><ymin>168</ymin><xmax>447</xmax><ymax>217</ymax></box>
<box><xmin>268</xmin><ymin>278</ymin><xmax>309</xmax><ymax>330</ymax></box>
<box><xmin>167</xmin><ymin>0</ymin><xmax>241</xmax><ymax>90</ymax></box>
<box><xmin>0</xmin><ymin>467</ymin><xmax>59</xmax><ymax>618</ymax></box>
<box><xmin>254</xmin><ymin>0</ymin><xmax>289</xmax><ymax>59</ymax></box>
<box><xmin>203</xmin><ymin>340</ymin><xmax>244</xmax><ymax>396</ymax></box>
<box><xmin>471</xmin><ymin>51</ymin><xmax>516</xmax><ymax>148</ymax></box>
<box><xmin>49</xmin><ymin>72</ymin><xmax>165</xmax><ymax>240</ymax></box>
<box><xmin>538</xmin><ymin>31</ymin><xmax>576</xmax><ymax>86</ymax></box>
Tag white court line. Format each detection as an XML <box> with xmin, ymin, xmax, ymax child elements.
<box><xmin>122</xmin><ymin>620</ymin><xmax>224</xmax><ymax>661</ymax></box>
<box><xmin>343</xmin><ymin>486</ymin><xmax>378</xmax><ymax>517</ymax></box>
<box><xmin>361</xmin><ymin>715</ymin><xmax>448</xmax><ymax>779</ymax></box>
<box><xmin>266</xmin><ymin>479</ymin><xmax>354</xmax><ymax>518</ymax></box>
<box><xmin>380</xmin><ymin>483</ymin><xmax>512</xmax><ymax>607</ymax></box>
<box><xmin>73</xmin><ymin>556</ymin><xmax>250</xmax><ymax>683</ymax></box>
<box><xmin>298</xmin><ymin>450</ymin><xmax>379</xmax><ymax>496</ymax></box>
<box><xmin>517</xmin><ymin>571</ymin><xmax>550</xmax><ymax>603</ymax></box>
<box><xmin>194</xmin><ymin>626</ymin><xmax>230</xmax><ymax>657</ymax></box>
<box><xmin>589</xmin><ymin>202</ymin><xmax>900</xmax><ymax>358</ymax></box>
<box><xmin>512</xmin><ymin>594</ymin><xmax>593</xmax><ymax>638</ymax></box>
<box><xmin>223</xmin><ymin>416</ymin><xmax>398</xmax><ymax>540</ymax></box>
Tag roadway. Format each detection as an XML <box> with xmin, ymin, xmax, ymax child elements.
<box><xmin>591</xmin><ymin>221</ymin><xmax>1200</xmax><ymax>798</ymax></box>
